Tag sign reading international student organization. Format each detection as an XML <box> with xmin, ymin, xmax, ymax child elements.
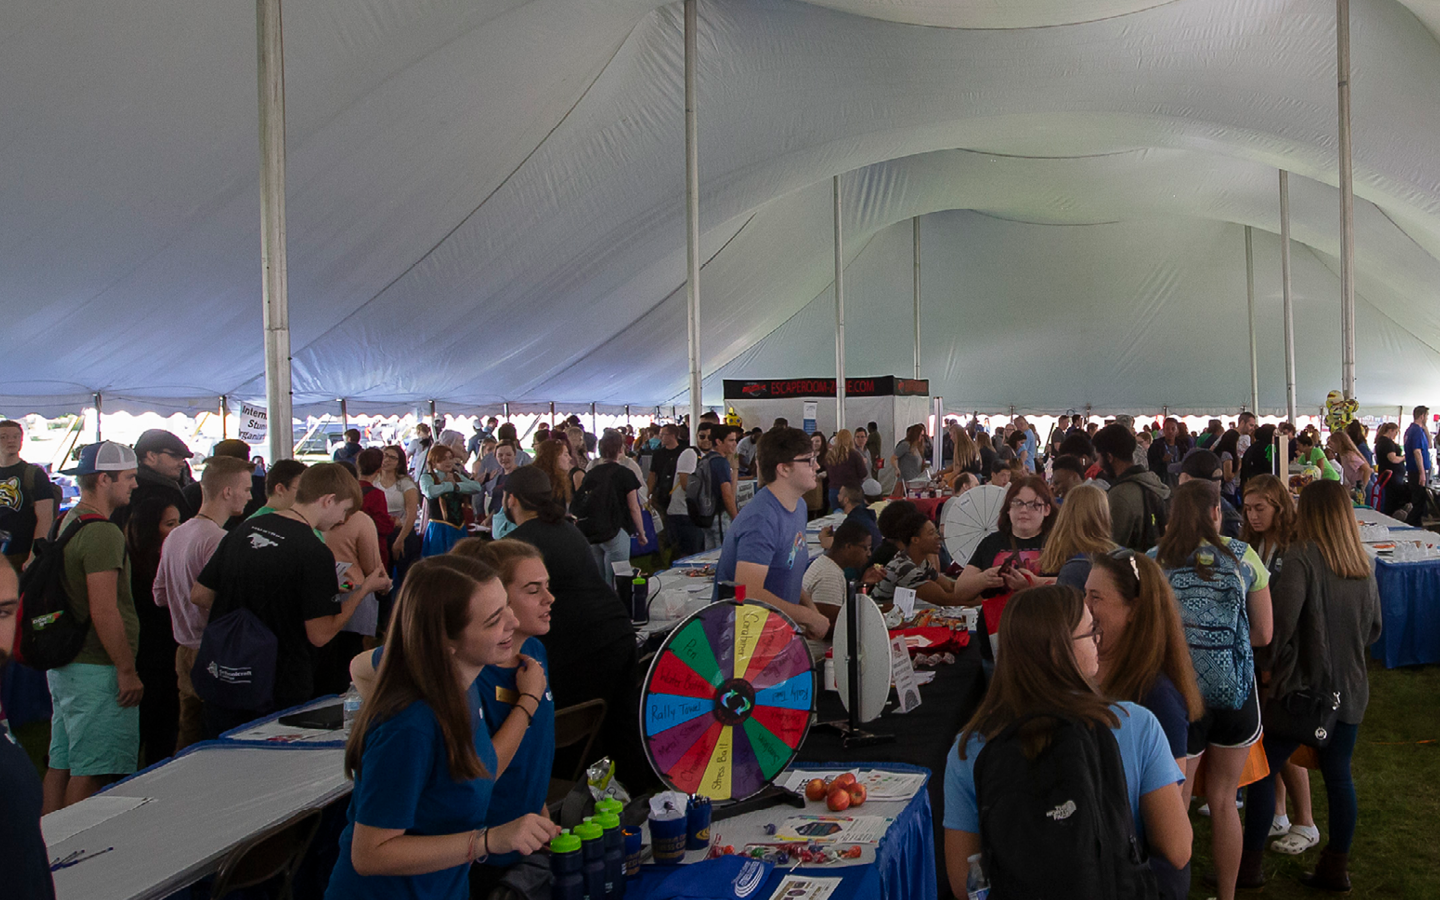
<box><xmin>238</xmin><ymin>403</ymin><xmax>268</xmax><ymax>444</ymax></box>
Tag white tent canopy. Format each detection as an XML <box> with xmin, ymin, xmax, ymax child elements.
<box><xmin>4</xmin><ymin>0</ymin><xmax>1440</xmax><ymax>417</ymax></box>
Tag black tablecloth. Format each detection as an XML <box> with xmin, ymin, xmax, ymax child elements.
<box><xmin>796</xmin><ymin>638</ymin><xmax>988</xmax><ymax>900</ymax></box>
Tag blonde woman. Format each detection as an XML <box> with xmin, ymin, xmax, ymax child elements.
<box><xmin>1038</xmin><ymin>483</ymin><xmax>1117</xmax><ymax>590</ymax></box>
<box><xmin>823</xmin><ymin>429</ymin><xmax>868</xmax><ymax>512</ymax></box>
<box><xmin>944</xmin><ymin>424</ymin><xmax>981</xmax><ymax>485</ymax></box>
<box><xmin>1325</xmin><ymin>431</ymin><xmax>1372</xmax><ymax>493</ymax></box>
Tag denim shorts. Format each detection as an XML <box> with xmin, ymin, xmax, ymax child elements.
<box><xmin>47</xmin><ymin>663</ymin><xmax>140</xmax><ymax>777</ymax></box>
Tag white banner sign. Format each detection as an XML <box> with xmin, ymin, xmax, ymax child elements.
<box><xmin>238</xmin><ymin>402</ymin><xmax>268</xmax><ymax>444</ymax></box>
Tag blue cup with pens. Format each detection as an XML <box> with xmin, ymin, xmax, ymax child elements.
<box><xmin>648</xmin><ymin>809</ymin><xmax>687</xmax><ymax>863</ymax></box>
<box><xmin>686</xmin><ymin>794</ymin><xmax>712</xmax><ymax>850</ymax></box>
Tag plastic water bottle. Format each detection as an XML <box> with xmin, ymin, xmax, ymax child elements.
<box><xmin>574</xmin><ymin>818</ymin><xmax>605</xmax><ymax>900</ymax></box>
<box><xmin>966</xmin><ymin>853</ymin><xmax>990</xmax><ymax>900</ymax></box>
<box><xmin>342</xmin><ymin>683</ymin><xmax>363</xmax><ymax>731</ymax></box>
<box><xmin>593</xmin><ymin>811</ymin><xmax>625</xmax><ymax>899</ymax></box>
<box><xmin>550</xmin><ymin>830</ymin><xmax>584</xmax><ymax>900</ymax></box>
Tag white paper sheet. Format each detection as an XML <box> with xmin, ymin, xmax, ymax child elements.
<box><xmin>769</xmin><ymin>874</ymin><xmax>843</xmax><ymax>900</ymax></box>
<box><xmin>43</xmin><ymin>796</ymin><xmax>153</xmax><ymax>846</ymax></box>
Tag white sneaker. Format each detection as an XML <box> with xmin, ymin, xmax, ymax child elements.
<box><xmin>1270</xmin><ymin>814</ymin><xmax>1292</xmax><ymax>837</ymax></box>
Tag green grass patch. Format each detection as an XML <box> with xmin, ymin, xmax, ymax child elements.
<box><xmin>1188</xmin><ymin>661</ymin><xmax>1440</xmax><ymax>898</ymax></box>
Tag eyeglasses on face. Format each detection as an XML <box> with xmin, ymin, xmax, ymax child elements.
<box><xmin>784</xmin><ymin>455</ymin><xmax>819</xmax><ymax>467</ymax></box>
<box><xmin>1072</xmin><ymin>625</ymin><xmax>1102</xmax><ymax>646</ymax></box>
<box><xmin>1009</xmin><ymin>499</ymin><xmax>1048</xmax><ymax>512</ymax></box>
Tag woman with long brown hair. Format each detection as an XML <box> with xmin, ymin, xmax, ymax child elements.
<box><xmin>1038</xmin><ymin>483</ymin><xmax>1116</xmax><ymax>589</ymax></box>
<box><xmin>326</xmin><ymin>556</ymin><xmax>558</xmax><ymax>900</ymax></box>
<box><xmin>1151</xmin><ymin>480</ymin><xmax>1273</xmax><ymax>900</ymax></box>
<box><xmin>1086</xmin><ymin>550</ymin><xmax>1204</xmax><ymax>899</ymax></box>
<box><xmin>419</xmin><ymin>444</ymin><xmax>482</xmax><ymax>557</ymax></box>
<box><xmin>892</xmin><ymin>423</ymin><xmax>928</xmax><ymax>483</ymax></box>
<box><xmin>1240</xmin><ymin>480</ymin><xmax>1382</xmax><ymax>893</ymax></box>
<box><xmin>942</xmin><ymin>585</ymin><xmax>1191</xmax><ymax>898</ymax></box>
<box><xmin>531</xmin><ymin>439</ymin><xmax>575</xmax><ymax>510</ymax></box>
<box><xmin>1238</xmin><ymin>473</ymin><xmax>1316</xmax><ymax>853</ymax></box>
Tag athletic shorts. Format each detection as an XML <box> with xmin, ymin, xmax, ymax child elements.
<box><xmin>47</xmin><ymin>663</ymin><xmax>140</xmax><ymax>777</ymax></box>
<box><xmin>1186</xmin><ymin>676</ymin><xmax>1262</xmax><ymax>757</ymax></box>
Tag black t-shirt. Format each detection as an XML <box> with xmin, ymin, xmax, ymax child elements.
<box><xmin>0</xmin><ymin>725</ymin><xmax>55</xmax><ymax>900</ymax></box>
<box><xmin>649</xmin><ymin>446</ymin><xmax>685</xmax><ymax>509</ymax></box>
<box><xmin>197</xmin><ymin>513</ymin><xmax>341</xmax><ymax>707</ymax></box>
<box><xmin>978</xmin><ymin>446</ymin><xmax>997</xmax><ymax>478</ymax></box>
<box><xmin>967</xmin><ymin>530</ymin><xmax>1047</xmax><ymax>572</ymax></box>
<box><xmin>510</xmin><ymin>518</ymin><xmax>635</xmax><ymax>661</ymax></box>
<box><xmin>578</xmin><ymin>462</ymin><xmax>642</xmax><ymax>539</ymax></box>
<box><xmin>0</xmin><ymin>461</ymin><xmax>53</xmax><ymax>558</ymax></box>
<box><xmin>1375</xmin><ymin>435</ymin><xmax>1406</xmax><ymax>481</ymax></box>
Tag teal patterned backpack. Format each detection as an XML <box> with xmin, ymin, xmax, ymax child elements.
<box><xmin>1162</xmin><ymin>538</ymin><xmax>1253</xmax><ymax>710</ymax></box>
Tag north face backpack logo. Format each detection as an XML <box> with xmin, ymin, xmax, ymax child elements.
<box><xmin>1047</xmin><ymin>800</ymin><xmax>1077</xmax><ymax>821</ymax></box>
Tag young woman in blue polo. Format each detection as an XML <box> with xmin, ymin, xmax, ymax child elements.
<box><xmin>348</xmin><ymin>540</ymin><xmax>558</xmax><ymax>892</ymax></box>
<box><xmin>326</xmin><ymin>556</ymin><xmax>558</xmax><ymax>900</ymax></box>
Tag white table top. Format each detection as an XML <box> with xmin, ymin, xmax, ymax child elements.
<box><xmin>45</xmin><ymin>744</ymin><xmax>350</xmax><ymax>900</ymax></box>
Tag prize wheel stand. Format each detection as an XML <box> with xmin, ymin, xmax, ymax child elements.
<box><xmin>816</xmin><ymin>581</ymin><xmax>895</xmax><ymax>749</ymax></box>
<box><xmin>639</xmin><ymin>596</ymin><xmax>815</xmax><ymax>819</ymax></box>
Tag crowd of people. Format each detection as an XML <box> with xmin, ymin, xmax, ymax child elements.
<box><xmin>0</xmin><ymin>402</ymin><xmax>1427</xmax><ymax>899</ymax></box>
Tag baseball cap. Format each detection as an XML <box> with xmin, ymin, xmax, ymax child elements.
<box><xmin>504</xmin><ymin>465</ymin><xmax>552</xmax><ymax>501</ymax></box>
<box><xmin>133</xmin><ymin>429</ymin><xmax>193</xmax><ymax>459</ymax></box>
<box><xmin>1180</xmin><ymin>449</ymin><xmax>1223</xmax><ymax>481</ymax></box>
<box><xmin>63</xmin><ymin>441</ymin><xmax>138</xmax><ymax>476</ymax></box>
<box><xmin>210</xmin><ymin>439</ymin><xmax>252</xmax><ymax>460</ymax></box>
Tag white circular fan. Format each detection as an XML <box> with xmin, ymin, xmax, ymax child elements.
<box><xmin>943</xmin><ymin>484</ymin><xmax>1008</xmax><ymax>565</ymax></box>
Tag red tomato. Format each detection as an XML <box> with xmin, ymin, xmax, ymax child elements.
<box><xmin>805</xmin><ymin>779</ymin><xmax>828</xmax><ymax>801</ymax></box>
<box><xmin>826</xmin><ymin>787</ymin><xmax>851</xmax><ymax>812</ymax></box>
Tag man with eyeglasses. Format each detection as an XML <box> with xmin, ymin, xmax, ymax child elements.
<box><xmin>713</xmin><ymin>427</ymin><xmax>831</xmax><ymax>641</ymax></box>
<box><xmin>111</xmin><ymin>429</ymin><xmax>195</xmax><ymax>529</ymax></box>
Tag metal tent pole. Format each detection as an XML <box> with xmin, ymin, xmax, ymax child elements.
<box><xmin>93</xmin><ymin>393</ymin><xmax>103</xmax><ymax>442</ymax></box>
<box><xmin>1245</xmin><ymin>226</ymin><xmax>1259</xmax><ymax>413</ymax></box>
<box><xmin>257</xmin><ymin>0</ymin><xmax>293</xmax><ymax>463</ymax></box>
<box><xmin>340</xmin><ymin>398</ymin><xmax>348</xmax><ymax>431</ymax></box>
<box><xmin>220</xmin><ymin>396</ymin><xmax>229</xmax><ymax>439</ymax></box>
<box><xmin>683</xmin><ymin>0</ymin><xmax>703</xmax><ymax>446</ymax></box>
<box><xmin>1280</xmin><ymin>171</ymin><xmax>1298</xmax><ymax>423</ymax></box>
<box><xmin>591</xmin><ymin>402</ymin><xmax>598</xmax><ymax>436</ymax></box>
<box><xmin>913</xmin><ymin>217</ymin><xmax>921</xmax><ymax>380</ymax></box>
<box><xmin>834</xmin><ymin>175</ymin><xmax>846</xmax><ymax>429</ymax></box>
<box><xmin>1337</xmin><ymin>0</ymin><xmax>1357</xmax><ymax>398</ymax></box>
<box><xmin>430</xmin><ymin>400</ymin><xmax>438</xmax><ymax>432</ymax></box>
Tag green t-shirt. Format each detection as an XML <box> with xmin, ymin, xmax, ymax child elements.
<box><xmin>1297</xmin><ymin>447</ymin><xmax>1341</xmax><ymax>481</ymax></box>
<box><xmin>60</xmin><ymin>507</ymin><xmax>138</xmax><ymax>666</ymax></box>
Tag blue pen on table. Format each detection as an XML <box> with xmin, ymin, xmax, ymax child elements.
<box><xmin>50</xmin><ymin>847</ymin><xmax>114</xmax><ymax>871</ymax></box>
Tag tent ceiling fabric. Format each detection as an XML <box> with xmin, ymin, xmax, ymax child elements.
<box><xmin>3</xmin><ymin>0</ymin><xmax>1440</xmax><ymax>417</ymax></box>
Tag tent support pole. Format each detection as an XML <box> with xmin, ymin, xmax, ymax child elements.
<box><xmin>220</xmin><ymin>396</ymin><xmax>229</xmax><ymax>439</ymax></box>
<box><xmin>1337</xmin><ymin>0</ymin><xmax>1356</xmax><ymax>399</ymax></box>
<box><xmin>591</xmin><ymin>402</ymin><xmax>598</xmax><ymax>436</ymax></box>
<box><xmin>683</xmin><ymin>0</ymin><xmax>703</xmax><ymax>445</ymax></box>
<box><xmin>503</xmin><ymin>401</ymin><xmax>510</xmax><ymax>421</ymax></box>
<box><xmin>912</xmin><ymin>217</ymin><xmax>921</xmax><ymax>380</ymax></box>
<box><xmin>834</xmin><ymin>175</ymin><xmax>846</xmax><ymax>429</ymax></box>
<box><xmin>340</xmin><ymin>398</ymin><xmax>348</xmax><ymax>431</ymax></box>
<box><xmin>257</xmin><ymin>0</ymin><xmax>293</xmax><ymax>463</ymax></box>
<box><xmin>430</xmin><ymin>400</ymin><xmax>437</xmax><ymax>432</ymax></box>
<box><xmin>1245</xmin><ymin>226</ymin><xmax>1258</xmax><ymax>414</ymax></box>
<box><xmin>1280</xmin><ymin>171</ymin><xmax>1298</xmax><ymax>423</ymax></box>
<box><xmin>93</xmin><ymin>393</ymin><xmax>103</xmax><ymax>442</ymax></box>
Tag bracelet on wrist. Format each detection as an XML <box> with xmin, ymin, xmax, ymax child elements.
<box><xmin>520</xmin><ymin>691</ymin><xmax>542</xmax><ymax>705</ymax></box>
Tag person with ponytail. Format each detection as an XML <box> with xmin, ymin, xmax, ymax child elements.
<box><xmin>1150</xmin><ymin>479</ymin><xmax>1273</xmax><ymax>900</ymax></box>
<box><xmin>325</xmin><ymin>556</ymin><xmax>559</xmax><ymax>900</ymax></box>
<box><xmin>502</xmin><ymin>466</ymin><xmax>652</xmax><ymax>789</ymax></box>
<box><xmin>1086</xmin><ymin>550</ymin><xmax>1204</xmax><ymax>899</ymax></box>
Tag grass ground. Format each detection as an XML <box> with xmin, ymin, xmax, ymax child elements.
<box><xmin>1187</xmin><ymin>660</ymin><xmax>1440</xmax><ymax>898</ymax></box>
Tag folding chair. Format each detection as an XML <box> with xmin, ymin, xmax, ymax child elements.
<box><xmin>210</xmin><ymin>807</ymin><xmax>323</xmax><ymax>900</ymax></box>
<box><xmin>546</xmin><ymin>698</ymin><xmax>607</xmax><ymax>814</ymax></box>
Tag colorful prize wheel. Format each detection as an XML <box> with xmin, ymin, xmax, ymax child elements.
<box><xmin>640</xmin><ymin>600</ymin><xmax>814</xmax><ymax>801</ymax></box>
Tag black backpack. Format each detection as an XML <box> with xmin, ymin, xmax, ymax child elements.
<box><xmin>17</xmin><ymin>514</ymin><xmax>110</xmax><ymax>671</ymax></box>
<box><xmin>973</xmin><ymin>713</ymin><xmax>1158</xmax><ymax>900</ymax></box>
<box><xmin>685</xmin><ymin>451</ymin><xmax>722</xmax><ymax>527</ymax></box>
<box><xmin>573</xmin><ymin>465</ymin><xmax>626</xmax><ymax>545</ymax></box>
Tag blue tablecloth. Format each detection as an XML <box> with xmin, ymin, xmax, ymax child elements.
<box><xmin>629</xmin><ymin>762</ymin><xmax>934</xmax><ymax>900</ymax></box>
<box><xmin>1371</xmin><ymin>555</ymin><xmax>1440</xmax><ymax>668</ymax></box>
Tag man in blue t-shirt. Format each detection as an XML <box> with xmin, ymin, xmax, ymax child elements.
<box><xmin>714</xmin><ymin>427</ymin><xmax>830</xmax><ymax>641</ymax></box>
<box><xmin>1404</xmin><ymin>405</ymin><xmax>1432</xmax><ymax>526</ymax></box>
